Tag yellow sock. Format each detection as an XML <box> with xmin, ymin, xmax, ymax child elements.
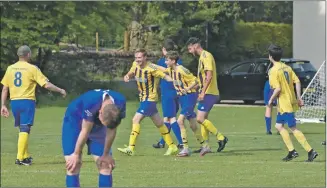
<box><xmin>202</xmin><ymin>119</ymin><xmax>225</xmax><ymax>141</ymax></box>
<box><xmin>17</xmin><ymin>132</ymin><xmax>29</xmax><ymax>160</ymax></box>
<box><xmin>129</xmin><ymin>124</ymin><xmax>140</xmax><ymax>150</ymax></box>
<box><xmin>193</xmin><ymin>128</ymin><xmax>206</xmax><ymax>147</ymax></box>
<box><xmin>158</xmin><ymin>125</ymin><xmax>174</xmax><ymax>147</ymax></box>
<box><xmin>23</xmin><ymin>137</ymin><xmax>30</xmax><ymax>159</ymax></box>
<box><xmin>180</xmin><ymin>127</ymin><xmax>189</xmax><ymax>148</ymax></box>
<box><xmin>279</xmin><ymin>129</ymin><xmax>294</xmax><ymax>151</ymax></box>
<box><xmin>201</xmin><ymin>124</ymin><xmax>209</xmax><ymax>142</ymax></box>
<box><xmin>293</xmin><ymin>130</ymin><xmax>312</xmax><ymax>152</ymax></box>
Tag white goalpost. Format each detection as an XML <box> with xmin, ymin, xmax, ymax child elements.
<box><xmin>295</xmin><ymin>61</ymin><xmax>326</xmax><ymax>124</ymax></box>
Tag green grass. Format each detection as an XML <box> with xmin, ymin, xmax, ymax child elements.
<box><xmin>1</xmin><ymin>102</ymin><xmax>326</xmax><ymax>187</ymax></box>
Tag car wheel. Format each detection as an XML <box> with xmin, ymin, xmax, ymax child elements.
<box><xmin>243</xmin><ymin>100</ymin><xmax>255</xmax><ymax>105</ymax></box>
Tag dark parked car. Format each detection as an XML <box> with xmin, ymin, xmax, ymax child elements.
<box><xmin>218</xmin><ymin>58</ymin><xmax>317</xmax><ymax>104</ymax></box>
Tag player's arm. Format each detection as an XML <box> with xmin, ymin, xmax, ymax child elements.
<box><xmin>290</xmin><ymin>69</ymin><xmax>303</xmax><ymax>106</ymax></box>
<box><xmin>154</xmin><ymin>64</ymin><xmax>168</xmax><ymax>72</ymax></box>
<box><xmin>102</xmin><ymin>127</ymin><xmax>117</xmax><ymax>157</ymax></box>
<box><xmin>124</xmin><ymin>62</ymin><xmax>137</xmax><ymax>82</ymax></box>
<box><xmin>200</xmin><ymin>57</ymin><xmax>214</xmax><ymax>95</ymax></box>
<box><xmin>73</xmin><ymin>119</ymin><xmax>94</xmax><ymax>155</ymax></box>
<box><xmin>151</xmin><ymin>65</ymin><xmax>173</xmax><ymax>82</ymax></box>
<box><xmin>181</xmin><ymin>67</ymin><xmax>198</xmax><ymax>91</ymax></box>
<box><xmin>1</xmin><ymin>69</ymin><xmax>10</xmax><ymax>117</ymax></box>
<box><xmin>268</xmin><ymin>71</ymin><xmax>281</xmax><ymax>104</ymax></box>
<box><xmin>34</xmin><ymin>67</ymin><xmax>66</xmax><ymax>97</ymax></box>
<box><xmin>291</xmin><ymin>70</ymin><xmax>302</xmax><ymax>99</ymax></box>
<box><xmin>44</xmin><ymin>82</ymin><xmax>66</xmax><ymax>96</ymax></box>
<box><xmin>1</xmin><ymin>86</ymin><xmax>9</xmax><ymax>107</ymax></box>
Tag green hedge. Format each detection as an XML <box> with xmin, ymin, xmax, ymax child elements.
<box><xmin>229</xmin><ymin>21</ymin><xmax>292</xmax><ymax>60</ymax></box>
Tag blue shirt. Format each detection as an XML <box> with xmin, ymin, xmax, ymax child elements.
<box><xmin>157</xmin><ymin>57</ymin><xmax>183</xmax><ymax>97</ymax></box>
<box><xmin>66</xmin><ymin>89</ymin><xmax>126</xmax><ymax>123</ymax></box>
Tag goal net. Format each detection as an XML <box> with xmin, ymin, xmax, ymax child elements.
<box><xmin>296</xmin><ymin>61</ymin><xmax>326</xmax><ymax>124</ymax></box>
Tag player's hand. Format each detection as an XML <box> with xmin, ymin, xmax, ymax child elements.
<box><xmin>97</xmin><ymin>155</ymin><xmax>115</xmax><ymax>171</ymax></box>
<box><xmin>298</xmin><ymin>99</ymin><xmax>304</xmax><ymax>107</ymax></box>
<box><xmin>180</xmin><ymin>88</ymin><xmax>188</xmax><ymax>95</ymax></box>
<box><xmin>124</xmin><ymin>75</ymin><xmax>130</xmax><ymax>82</ymax></box>
<box><xmin>60</xmin><ymin>89</ymin><xmax>67</xmax><ymax>98</ymax></box>
<box><xmin>66</xmin><ymin>153</ymin><xmax>81</xmax><ymax>172</ymax></box>
<box><xmin>198</xmin><ymin>93</ymin><xmax>205</xmax><ymax>101</ymax></box>
<box><xmin>1</xmin><ymin>105</ymin><xmax>9</xmax><ymax>118</ymax></box>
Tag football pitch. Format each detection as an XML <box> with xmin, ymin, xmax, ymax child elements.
<box><xmin>1</xmin><ymin>102</ymin><xmax>326</xmax><ymax>187</ymax></box>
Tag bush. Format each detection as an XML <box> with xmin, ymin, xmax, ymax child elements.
<box><xmin>229</xmin><ymin>21</ymin><xmax>292</xmax><ymax>60</ymax></box>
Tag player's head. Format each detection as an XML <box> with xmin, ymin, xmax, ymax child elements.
<box><xmin>165</xmin><ymin>51</ymin><xmax>179</xmax><ymax>67</ymax></box>
<box><xmin>99</xmin><ymin>102</ymin><xmax>122</xmax><ymax>129</ymax></box>
<box><xmin>17</xmin><ymin>45</ymin><xmax>32</xmax><ymax>60</ymax></box>
<box><xmin>134</xmin><ymin>48</ymin><xmax>147</xmax><ymax>66</ymax></box>
<box><xmin>162</xmin><ymin>39</ymin><xmax>177</xmax><ymax>56</ymax></box>
<box><xmin>268</xmin><ymin>44</ymin><xmax>283</xmax><ymax>63</ymax></box>
<box><xmin>186</xmin><ymin>37</ymin><xmax>202</xmax><ymax>56</ymax></box>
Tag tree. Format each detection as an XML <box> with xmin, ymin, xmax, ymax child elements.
<box><xmin>0</xmin><ymin>2</ymin><xmax>129</xmax><ymax>70</ymax></box>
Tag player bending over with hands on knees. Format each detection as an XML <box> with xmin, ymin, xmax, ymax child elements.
<box><xmin>62</xmin><ymin>89</ymin><xmax>126</xmax><ymax>187</ymax></box>
<box><xmin>267</xmin><ymin>44</ymin><xmax>318</xmax><ymax>162</ymax></box>
<box><xmin>155</xmin><ymin>51</ymin><xmax>212</xmax><ymax>157</ymax></box>
<box><xmin>1</xmin><ymin>45</ymin><xmax>66</xmax><ymax>166</ymax></box>
<box><xmin>118</xmin><ymin>48</ymin><xmax>179</xmax><ymax>156</ymax></box>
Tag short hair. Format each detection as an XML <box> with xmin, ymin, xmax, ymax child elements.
<box><xmin>17</xmin><ymin>45</ymin><xmax>31</xmax><ymax>57</ymax></box>
<box><xmin>166</xmin><ymin>51</ymin><xmax>179</xmax><ymax>62</ymax></box>
<box><xmin>134</xmin><ymin>48</ymin><xmax>147</xmax><ymax>57</ymax></box>
<box><xmin>268</xmin><ymin>44</ymin><xmax>283</xmax><ymax>61</ymax></box>
<box><xmin>163</xmin><ymin>39</ymin><xmax>178</xmax><ymax>51</ymax></box>
<box><xmin>101</xmin><ymin>104</ymin><xmax>122</xmax><ymax>129</ymax></box>
<box><xmin>186</xmin><ymin>37</ymin><xmax>201</xmax><ymax>46</ymax></box>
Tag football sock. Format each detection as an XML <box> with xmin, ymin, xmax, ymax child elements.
<box><xmin>202</xmin><ymin>119</ymin><xmax>225</xmax><ymax>141</ymax></box>
<box><xmin>159</xmin><ymin>122</ymin><xmax>171</xmax><ymax>145</ymax></box>
<box><xmin>193</xmin><ymin>128</ymin><xmax>206</xmax><ymax>147</ymax></box>
<box><xmin>279</xmin><ymin>129</ymin><xmax>294</xmax><ymax>151</ymax></box>
<box><xmin>293</xmin><ymin>130</ymin><xmax>312</xmax><ymax>152</ymax></box>
<box><xmin>23</xmin><ymin>142</ymin><xmax>30</xmax><ymax>159</ymax></box>
<box><xmin>180</xmin><ymin>127</ymin><xmax>189</xmax><ymax>148</ymax></box>
<box><xmin>17</xmin><ymin>132</ymin><xmax>29</xmax><ymax>160</ymax></box>
<box><xmin>265</xmin><ymin>116</ymin><xmax>272</xmax><ymax>132</ymax></box>
<box><xmin>129</xmin><ymin>124</ymin><xmax>140</xmax><ymax>150</ymax></box>
<box><xmin>171</xmin><ymin>121</ymin><xmax>183</xmax><ymax>145</ymax></box>
<box><xmin>66</xmin><ymin>174</ymin><xmax>80</xmax><ymax>187</ymax></box>
<box><xmin>158</xmin><ymin>125</ymin><xmax>174</xmax><ymax>147</ymax></box>
<box><xmin>99</xmin><ymin>174</ymin><xmax>112</xmax><ymax>187</ymax></box>
<box><xmin>201</xmin><ymin>124</ymin><xmax>209</xmax><ymax>142</ymax></box>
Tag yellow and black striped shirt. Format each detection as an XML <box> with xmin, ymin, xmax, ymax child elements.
<box><xmin>166</xmin><ymin>65</ymin><xmax>198</xmax><ymax>96</ymax></box>
<box><xmin>129</xmin><ymin>61</ymin><xmax>166</xmax><ymax>102</ymax></box>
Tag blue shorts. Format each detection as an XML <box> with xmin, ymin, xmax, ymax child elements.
<box><xmin>161</xmin><ymin>95</ymin><xmax>179</xmax><ymax>118</ymax></box>
<box><xmin>62</xmin><ymin>113</ymin><xmax>112</xmax><ymax>156</ymax></box>
<box><xmin>264</xmin><ymin>80</ymin><xmax>277</xmax><ymax>106</ymax></box>
<box><xmin>137</xmin><ymin>101</ymin><xmax>158</xmax><ymax>117</ymax></box>
<box><xmin>179</xmin><ymin>93</ymin><xmax>197</xmax><ymax>120</ymax></box>
<box><xmin>10</xmin><ymin>99</ymin><xmax>36</xmax><ymax>127</ymax></box>
<box><xmin>197</xmin><ymin>94</ymin><xmax>219</xmax><ymax>112</ymax></box>
<box><xmin>276</xmin><ymin>112</ymin><xmax>296</xmax><ymax>127</ymax></box>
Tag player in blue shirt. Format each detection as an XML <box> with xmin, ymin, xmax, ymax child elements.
<box><xmin>152</xmin><ymin>39</ymin><xmax>183</xmax><ymax>149</ymax></box>
<box><xmin>263</xmin><ymin>68</ymin><xmax>277</xmax><ymax>135</ymax></box>
<box><xmin>62</xmin><ymin>89</ymin><xmax>126</xmax><ymax>188</ymax></box>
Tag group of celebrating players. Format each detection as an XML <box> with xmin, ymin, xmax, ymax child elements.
<box><xmin>0</xmin><ymin>37</ymin><xmax>319</xmax><ymax>188</ymax></box>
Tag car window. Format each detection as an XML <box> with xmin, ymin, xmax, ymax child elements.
<box><xmin>254</xmin><ymin>61</ymin><xmax>270</xmax><ymax>74</ymax></box>
<box><xmin>284</xmin><ymin>61</ymin><xmax>316</xmax><ymax>72</ymax></box>
<box><xmin>231</xmin><ymin>63</ymin><xmax>253</xmax><ymax>73</ymax></box>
